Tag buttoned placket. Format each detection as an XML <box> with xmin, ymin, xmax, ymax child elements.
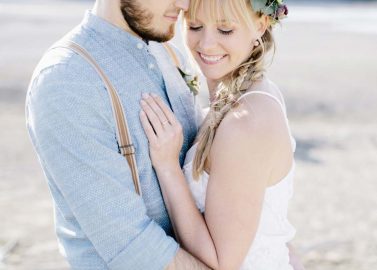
<box><xmin>136</xmin><ymin>42</ymin><xmax>162</xmax><ymax>82</ymax></box>
<box><xmin>134</xmin><ymin>41</ymin><xmax>171</xmax><ymax>104</ymax></box>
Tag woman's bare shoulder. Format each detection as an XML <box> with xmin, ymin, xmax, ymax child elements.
<box><xmin>213</xmin><ymin>96</ymin><xmax>287</xmax><ymax>156</ymax></box>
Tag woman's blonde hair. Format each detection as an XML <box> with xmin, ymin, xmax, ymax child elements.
<box><xmin>187</xmin><ymin>0</ymin><xmax>276</xmax><ymax>180</ymax></box>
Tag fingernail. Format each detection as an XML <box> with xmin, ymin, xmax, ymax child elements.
<box><xmin>142</xmin><ymin>93</ymin><xmax>149</xmax><ymax>99</ymax></box>
<box><xmin>140</xmin><ymin>100</ymin><xmax>146</xmax><ymax>105</ymax></box>
<box><xmin>151</xmin><ymin>93</ymin><xmax>158</xmax><ymax>98</ymax></box>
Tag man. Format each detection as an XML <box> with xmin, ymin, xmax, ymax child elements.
<box><xmin>26</xmin><ymin>0</ymin><xmax>209</xmax><ymax>269</ymax></box>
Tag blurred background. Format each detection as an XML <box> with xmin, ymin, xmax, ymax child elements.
<box><xmin>1</xmin><ymin>0</ymin><xmax>376</xmax><ymax>269</ymax></box>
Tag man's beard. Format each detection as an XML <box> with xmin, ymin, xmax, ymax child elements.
<box><xmin>120</xmin><ymin>0</ymin><xmax>175</xmax><ymax>42</ymax></box>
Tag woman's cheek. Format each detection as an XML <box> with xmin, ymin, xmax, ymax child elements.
<box><xmin>186</xmin><ymin>32</ymin><xmax>197</xmax><ymax>52</ymax></box>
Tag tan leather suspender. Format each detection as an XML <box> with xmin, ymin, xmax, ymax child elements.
<box><xmin>53</xmin><ymin>41</ymin><xmax>142</xmax><ymax>196</ymax></box>
<box><xmin>162</xmin><ymin>43</ymin><xmax>181</xmax><ymax>68</ymax></box>
<box><xmin>52</xmin><ymin>41</ymin><xmax>182</xmax><ymax>197</ymax></box>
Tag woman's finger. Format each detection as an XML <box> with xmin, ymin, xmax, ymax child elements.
<box><xmin>140</xmin><ymin>100</ymin><xmax>163</xmax><ymax>135</ymax></box>
<box><xmin>139</xmin><ymin>110</ymin><xmax>157</xmax><ymax>144</ymax></box>
<box><xmin>142</xmin><ymin>93</ymin><xmax>170</xmax><ymax>127</ymax></box>
<box><xmin>150</xmin><ymin>93</ymin><xmax>178</xmax><ymax>125</ymax></box>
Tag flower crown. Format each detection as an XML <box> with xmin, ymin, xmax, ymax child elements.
<box><xmin>251</xmin><ymin>0</ymin><xmax>288</xmax><ymax>24</ymax></box>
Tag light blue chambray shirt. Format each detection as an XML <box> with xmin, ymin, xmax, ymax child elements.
<box><xmin>26</xmin><ymin>11</ymin><xmax>201</xmax><ymax>270</ymax></box>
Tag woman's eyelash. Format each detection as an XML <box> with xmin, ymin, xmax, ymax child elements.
<box><xmin>218</xmin><ymin>29</ymin><xmax>233</xmax><ymax>35</ymax></box>
<box><xmin>189</xmin><ymin>26</ymin><xmax>203</xmax><ymax>31</ymax></box>
<box><xmin>188</xmin><ymin>26</ymin><xmax>234</xmax><ymax>35</ymax></box>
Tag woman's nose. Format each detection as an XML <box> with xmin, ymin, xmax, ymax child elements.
<box><xmin>199</xmin><ymin>31</ymin><xmax>218</xmax><ymax>52</ymax></box>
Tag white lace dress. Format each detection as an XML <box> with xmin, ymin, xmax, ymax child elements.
<box><xmin>183</xmin><ymin>90</ymin><xmax>296</xmax><ymax>270</ymax></box>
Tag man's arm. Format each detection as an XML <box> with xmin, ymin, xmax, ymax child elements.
<box><xmin>26</xmin><ymin>65</ymin><xmax>178</xmax><ymax>269</ymax></box>
<box><xmin>166</xmin><ymin>249</ymin><xmax>212</xmax><ymax>270</ymax></box>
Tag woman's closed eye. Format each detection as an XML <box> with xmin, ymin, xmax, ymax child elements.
<box><xmin>218</xmin><ymin>28</ymin><xmax>234</xmax><ymax>35</ymax></box>
<box><xmin>189</xmin><ymin>25</ymin><xmax>203</xmax><ymax>31</ymax></box>
<box><xmin>189</xmin><ymin>26</ymin><xmax>234</xmax><ymax>35</ymax></box>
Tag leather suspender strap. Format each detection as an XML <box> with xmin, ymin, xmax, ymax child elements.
<box><xmin>51</xmin><ymin>41</ymin><xmax>142</xmax><ymax>196</ymax></box>
<box><xmin>162</xmin><ymin>43</ymin><xmax>181</xmax><ymax>68</ymax></box>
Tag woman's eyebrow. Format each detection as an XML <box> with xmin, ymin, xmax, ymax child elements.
<box><xmin>216</xmin><ymin>19</ymin><xmax>237</xmax><ymax>24</ymax></box>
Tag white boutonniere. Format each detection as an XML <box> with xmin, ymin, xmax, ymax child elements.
<box><xmin>177</xmin><ymin>67</ymin><xmax>199</xmax><ymax>97</ymax></box>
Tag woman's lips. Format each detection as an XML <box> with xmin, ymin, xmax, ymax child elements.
<box><xmin>198</xmin><ymin>52</ymin><xmax>227</xmax><ymax>65</ymax></box>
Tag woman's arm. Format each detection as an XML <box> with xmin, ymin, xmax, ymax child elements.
<box><xmin>140</xmin><ymin>93</ymin><xmax>292</xmax><ymax>269</ymax></box>
<box><xmin>202</xmin><ymin>97</ymin><xmax>292</xmax><ymax>269</ymax></box>
<box><xmin>140</xmin><ymin>93</ymin><xmax>218</xmax><ymax>268</ymax></box>
<box><xmin>156</xmin><ymin>164</ymin><xmax>219</xmax><ymax>269</ymax></box>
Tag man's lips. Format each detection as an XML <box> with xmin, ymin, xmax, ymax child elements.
<box><xmin>164</xmin><ymin>15</ymin><xmax>179</xmax><ymax>22</ymax></box>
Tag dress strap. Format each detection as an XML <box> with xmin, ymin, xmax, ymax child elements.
<box><xmin>237</xmin><ymin>91</ymin><xmax>296</xmax><ymax>152</ymax></box>
<box><xmin>237</xmin><ymin>91</ymin><xmax>286</xmax><ymax>117</ymax></box>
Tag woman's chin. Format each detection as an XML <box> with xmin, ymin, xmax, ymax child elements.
<box><xmin>200</xmin><ymin>70</ymin><xmax>226</xmax><ymax>83</ymax></box>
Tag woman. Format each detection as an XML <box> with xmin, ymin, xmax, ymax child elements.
<box><xmin>140</xmin><ymin>0</ymin><xmax>295</xmax><ymax>269</ymax></box>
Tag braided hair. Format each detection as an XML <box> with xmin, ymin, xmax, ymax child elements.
<box><xmin>192</xmin><ymin>24</ymin><xmax>275</xmax><ymax>180</ymax></box>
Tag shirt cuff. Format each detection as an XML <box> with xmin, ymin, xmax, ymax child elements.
<box><xmin>108</xmin><ymin>222</ymin><xmax>179</xmax><ymax>270</ymax></box>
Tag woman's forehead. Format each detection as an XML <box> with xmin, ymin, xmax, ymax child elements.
<box><xmin>187</xmin><ymin>0</ymin><xmax>251</xmax><ymax>25</ymax></box>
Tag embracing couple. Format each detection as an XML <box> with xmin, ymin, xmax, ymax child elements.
<box><xmin>26</xmin><ymin>0</ymin><xmax>303</xmax><ymax>269</ymax></box>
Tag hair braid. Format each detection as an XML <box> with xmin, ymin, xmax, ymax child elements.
<box><xmin>192</xmin><ymin>27</ymin><xmax>275</xmax><ymax>180</ymax></box>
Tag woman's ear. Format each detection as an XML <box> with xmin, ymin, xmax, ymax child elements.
<box><xmin>256</xmin><ymin>15</ymin><xmax>269</xmax><ymax>39</ymax></box>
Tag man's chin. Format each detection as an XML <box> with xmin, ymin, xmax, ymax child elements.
<box><xmin>153</xmin><ymin>27</ymin><xmax>175</xmax><ymax>42</ymax></box>
<box><xmin>131</xmin><ymin>23</ymin><xmax>175</xmax><ymax>42</ymax></box>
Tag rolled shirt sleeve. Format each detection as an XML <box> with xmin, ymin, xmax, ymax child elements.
<box><xmin>26</xmin><ymin>65</ymin><xmax>179</xmax><ymax>269</ymax></box>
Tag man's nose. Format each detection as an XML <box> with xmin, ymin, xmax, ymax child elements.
<box><xmin>175</xmin><ymin>0</ymin><xmax>189</xmax><ymax>12</ymax></box>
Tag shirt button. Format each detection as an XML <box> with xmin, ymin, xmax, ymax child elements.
<box><xmin>148</xmin><ymin>63</ymin><xmax>155</xmax><ymax>69</ymax></box>
<box><xmin>137</xmin><ymin>43</ymin><xmax>143</xmax><ymax>49</ymax></box>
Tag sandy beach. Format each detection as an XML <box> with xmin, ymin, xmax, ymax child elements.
<box><xmin>1</xmin><ymin>1</ymin><xmax>377</xmax><ymax>269</ymax></box>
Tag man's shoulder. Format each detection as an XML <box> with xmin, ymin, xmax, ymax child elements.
<box><xmin>30</xmin><ymin>22</ymin><xmax>106</xmax><ymax>87</ymax></box>
<box><xmin>30</xmin><ymin>42</ymin><xmax>102</xmax><ymax>94</ymax></box>
<box><xmin>35</xmin><ymin>40</ymin><xmax>95</xmax><ymax>78</ymax></box>
<box><xmin>26</xmin><ymin>46</ymin><xmax>107</xmax><ymax>118</ymax></box>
